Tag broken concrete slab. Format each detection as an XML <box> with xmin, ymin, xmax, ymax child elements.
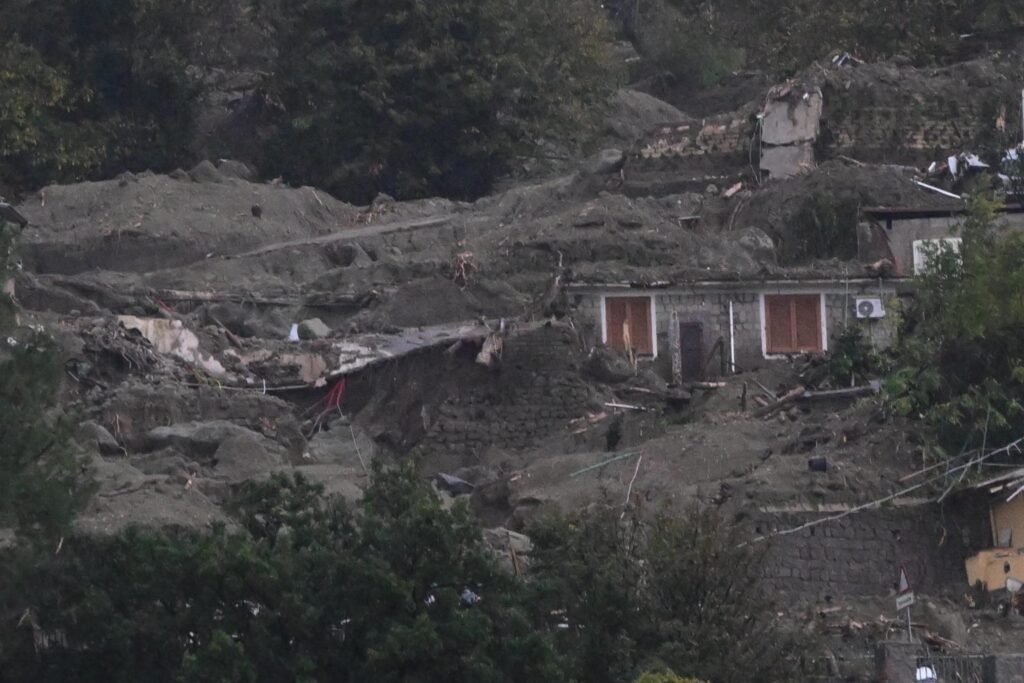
<box><xmin>117</xmin><ymin>315</ymin><xmax>227</xmax><ymax>376</ymax></box>
<box><xmin>760</xmin><ymin>143</ymin><xmax>815</xmax><ymax>179</ymax></box>
<box><xmin>761</xmin><ymin>91</ymin><xmax>823</xmax><ymax>146</ymax></box>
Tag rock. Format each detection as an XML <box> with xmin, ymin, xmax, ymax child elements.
<box><xmin>216</xmin><ymin>159</ymin><xmax>256</xmax><ymax>181</ymax></box>
<box><xmin>168</xmin><ymin>168</ymin><xmax>190</xmax><ymax>181</ymax></box>
<box><xmin>79</xmin><ymin>420</ymin><xmax>122</xmax><ymax>456</ymax></box>
<box><xmin>614</xmin><ymin>211</ymin><xmax>643</xmax><ymax>228</ymax></box>
<box><xmin>324</xmin><ymin>242</ymin><xmax>374</xmax><ymax>268</ymax></box>
<box><xmin>572</xmin><ymin>203</ymin><xmax>607</xmax><ymax>228</ymax></box>
<box><xmin>705</xmin><ymin>183</ymin><xmax>720</xmax><ymax>195</ymax></box>
<box><xmin>585</xmin><ymin>348</ymin><xmax>635</xmax><ymax>383</ymax></box>
<box><xmin>298</xmin><ymin>318</ymin><xmax>331</xmax><ymax>340</ymax></box>
<box><xmin>212</xmin><ymin>432</ymin><xmax>285</xmax><ymax>482</ymax></box>
<box><xmin>582</xmin><ymin>148</ymin><xmax>625</xmax><ymax>176</ymax></box>
<box><xmin>145</xmin><ymin>421</ymin><xmax>255</xmax><ymax>459</ymax></box>
<box><xmin>306</xmin><ymin>423</ymin><xmax>377</xmax><ymax>467</ymax></box>
<box><xmin>604</xmin><ymin>89</ymin><xmax>686</xmax><ymax>143</ymax></box>
<box><xmin>188</xmin><ymin>160</ymin><xmax>224</xmax><ymax>184</ymax></box>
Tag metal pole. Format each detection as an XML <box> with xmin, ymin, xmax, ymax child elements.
<box><xmin>906</xmin><ymin>606</ymin><xmax>913</xmax><ymax>642</ymax></box>
<box><xmin>728</xmin><ymin>300</ymin><xmax>736</xmax><ymax>373</ymax></box>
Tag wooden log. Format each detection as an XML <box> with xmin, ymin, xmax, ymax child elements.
<box><xmin>752</xmin><ymin>385</ymin><xmax>806</xmax><ymax>418</ymax></box>
<box><xmin>798</xmin><ymin>384</ymin><xmax>880</xmax><ymax>402</ymax></box>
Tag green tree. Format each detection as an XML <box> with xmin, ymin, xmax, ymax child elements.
<box><xmin>887</xmin><ymin>191</ymin><xmax>1024</xmax><ymax>452</ymax></box>
<box><xmin>529</xmin><ymin>505</ymin><xmax>798</xmax><ymax>683</ymax></box>
<box><xmin>0</xmin><ymin>0</ymin><xmax>215</xmax><ymax>190</ymax></box>
<box><xmin>0</xmin><ymin>212</ymin><xmax>90</xmax><ymax>542</ymax></box>
<box><xmin>0</xmin><ymin>468</ymin><xmax>565</xmax><ymax>682</ymax></box>
<box><xmin>260</xmin><ymin>0</ymin><xmax>618</xmax><ymax>203</ymax></box>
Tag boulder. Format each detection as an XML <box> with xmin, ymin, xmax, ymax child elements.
<box><xmin>145</xmin><ymin>421</ymin><xmax>255</xmax><ymax>459</ymax></box>
<box><xmin>572</xmin><ymin>203</ymin><xmax>608</xmax><ymax>228</ymax></box>
<box><xmin>79</xmin><ymin>420</ymin><xmax>122</xmax><ymax>456</ymax></box>
<box><xmin>188</xmin><ymin>160</ymin><xmax>225</xmax><ymax>184</ymax></box>
<box><xmin>298</xmin><ymin>318</ymin><xmax>331</xmax><ymax>340</ymax></box>
<box><xmin>216</xmin><ymin>159</ymin><xmax>257</xmax><ymax>181</ymax></box>
<box><xmin>212</xmin><ymin>432</ymin><xmax>285</xmax><ymax>482</ymax></box>
<box><xmin>324</xmin><ymin>242</ymin><xmax>374</xmax><ymax>268</ymax></box>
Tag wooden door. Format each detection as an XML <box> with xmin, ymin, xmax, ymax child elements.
<box><xmin>605</xmin><ymin>296</ymin><xmax>653</xmax><ymax>355</ymax></box>
<box><xmin>764</xmin><ymin>294</ymin><xmax>822</xmax><ymax>354</ymax></box>
<box><xmin>679</xmin><ymin>322</ymin><xmax>703</xmax><ymax>380</ymax></box>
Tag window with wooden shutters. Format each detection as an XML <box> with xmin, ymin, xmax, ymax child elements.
<box><xmin>604</xmin><ymin>296</ymin><xmax>654</xmax><ymax>355</ymax></box>
<box><xmin>764</xmin><ymin>294</ymin><xmax>823</xmax><ymax>354</ymax></box>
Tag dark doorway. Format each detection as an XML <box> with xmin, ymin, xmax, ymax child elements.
<box><xmin>679</xmin><ymin>322</ymin><xmax>703</xmax><ymax>381</ymax></box>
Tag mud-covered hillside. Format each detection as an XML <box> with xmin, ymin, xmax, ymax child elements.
<box><xmin>6</xmin><ymin>3</ymin><xmax>1024</xmax><ymax>679</ymax></box>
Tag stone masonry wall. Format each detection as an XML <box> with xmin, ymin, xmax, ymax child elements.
<box><xmin>757</xmin><ymin>499</ymin><xmax>989</xmax><ymax>600</ymax></box>
<box><xmin>413</xmin><ymin>324</ymin><xmax>592</xmax><ymax>470</ymax></box>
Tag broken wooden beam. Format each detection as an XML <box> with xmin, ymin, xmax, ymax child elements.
<box><xmin>798</xmin><ymin>383</ymin><xmax>881</xmax><ymax>402</ymax></box>
<box><xmin>752</xmin><ymin>385</ymin><xmax>806</xmax><ymax>418</ymax></box>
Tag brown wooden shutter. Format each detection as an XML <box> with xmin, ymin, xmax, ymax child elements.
<box><xmin>606</xmin><ymin>298</ymin><xmax>628</xmax><ymax>352</ymax></box>
<box><xmin>628</xmin><ymin>298</ymin><xmax>653</xmax><ymax>355</ymax></box>
<box><xmin>792</xmin><ymin>295</ymin><xmax>822</xmax><ymax>351</ymax></box>
<box><xmin>765</xmin><ymin>294</ymin><xmax>823</xmax><ymax>354</ymax></box>
<box><xmin>765</xmin><ymin>295</ymin><xmax>794</xmax><ymax>353</ymax></box>
<box><xmin>605</xmin><ymin>296</ymin><xmax>653</xmax><ymax>355</ymax></box>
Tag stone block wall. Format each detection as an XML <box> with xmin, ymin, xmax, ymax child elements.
<box><xmin>757</xmin><ymin>499</ymin><xmax>989</xmax><ymax>600</ymax></box>
<box><xmin>820</xmin><ymin>105</ymin><xmax>986</xmax><ymax>165</ymax></box>
<box><xmin>413</xmin><ymin>324</ymin><xmax>592</xmax><ymax>468</ymax></box>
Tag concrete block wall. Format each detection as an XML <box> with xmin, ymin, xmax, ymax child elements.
<box><xmin>757</xmin><ymin>499</ymin><xmax>989</xmax><ymax>600</ymax></box>
<box><xmin>571</xmin><ymin>284</ymin><xmax>901</xmax><ymax>379</ymax></box>
<box><xmin>413</xmin><ymin>324</ymin><xmax>592</xmax><ymax>466</ymax></box>
<box><xmin>824</xmin><ymin>291</ymin><xmax>901</xmax><ymax>351</ymax></box>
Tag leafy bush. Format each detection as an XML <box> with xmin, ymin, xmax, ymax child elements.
<box><xmin>259</xmin><ymin>0</ymin><xmax>618</xmax><ymax>203</ymax></box>
<box><xmin>827</xmin><ymin>326</ymin><xmax>888</xmax><ymax>387</ymax></box>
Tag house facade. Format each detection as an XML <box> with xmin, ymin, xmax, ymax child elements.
<box><xmin>569</xmin><ymin>278</ymin><xmax>904</xmax><ymax>379</ymax></box>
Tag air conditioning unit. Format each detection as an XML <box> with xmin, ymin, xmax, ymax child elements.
<box><xmin>855</xmin><ymin>297</ymin><xmax>885</xmax><ymax>319</ymax></box>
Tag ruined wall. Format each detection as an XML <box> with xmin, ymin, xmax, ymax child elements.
<box><xmin>570</xmin><ymin>282</ymin><xmax>901</xmax><ymax>378</ymax></box>
<box><xmin>757</xmin><ymin>499</ymin><xmax>989</xmax><ymax>599</ymax></box>
<box><xmin>412</xmin><ymin>324</ymin><xmax>593</xmax><ymax>471</ymax></box>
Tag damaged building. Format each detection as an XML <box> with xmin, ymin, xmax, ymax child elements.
<box><xmin>569</xmin><ymin>276</ymin><xmax>901</xmax><ymax>378</ymax></box>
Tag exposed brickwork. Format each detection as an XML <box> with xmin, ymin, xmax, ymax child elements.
<box><xmin>757</xmin><ymin>499</ymin><xmax>989</xmax><ymax>600</ymax></box>
<box><xmin>413</xmin><ymin>325</ymin><xmax>593</xmax><ymax>466</ymax></box>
